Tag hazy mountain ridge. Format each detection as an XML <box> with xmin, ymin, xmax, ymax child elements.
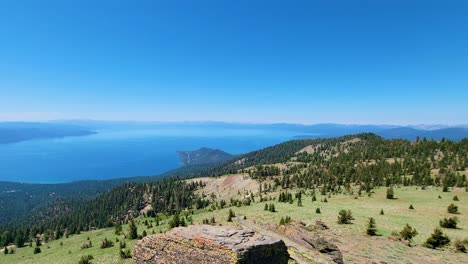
<box><xmin>51</xmin><ymin>120</ymin><xmax>468</xmax><ymax>141</ymax></box>
<box><xmin>0</xmin><ymin>122</ymin><xmax>96</xmax><ymax>144</ymax></box>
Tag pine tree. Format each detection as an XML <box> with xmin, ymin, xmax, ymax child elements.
<box><xmin>269</xmin><ymin>204</ymin><xmax>276</xmax><ymax>212</ymax></box>
<box><xmin>386</xmin><ymin>186</ymin><xmax>394</xmax><ymax>199</ymax></box>
<box><xmin>399</xmin><ymin>224</ymin><xmax>418</xmax><ymax>244</ymax></box>
<box><xmin>337</xmin><ymin>210</ymin><xmax>353</xmax><ymax>224</ymax></box>
<box><xmin>366</xmin><ymin>218</ymin><xmax>377</xmax><ymax>236</ymax></box>
<box><xmin>227</xmin><ymin>209</ymin><xmax>235</xmax><ymax>222</ymax></box>
<box><xmin>128</xmin><ymin>220</ymin><xmax>138</xmax><ymax>240</ymax></box>
<box><xmin>447</xmin><ymin>203</ymin><xmax>459</xmax><ymax>214</ymax></box>
<box><xmin>424</xmin><ymin>228</ymin><xmax>450</xmax><ymax>249</ymax></box>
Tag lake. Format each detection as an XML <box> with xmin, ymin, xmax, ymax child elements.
<box><xmin>0</xmin><ymin>127</ymin><xmax>303</xmax><ymax>183</ymax></box>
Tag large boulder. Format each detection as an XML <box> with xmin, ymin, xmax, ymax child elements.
<box><xmin>132</xmin><ymin>225</ymin><xmax>290</xmax><ymax>264</ymax></box>
<box><xmin>269</xmin><ymin>223</ymin><xmax>343</xmax><ymax>264</ymax></box>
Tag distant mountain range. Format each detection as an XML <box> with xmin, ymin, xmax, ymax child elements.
<box><xmin>2</xmin><ymin>121</ymin><xmax>467</xmax><ymax>143</ymax></box>
<box><xmin>0</xmin><ymin>122</ymin><xmax>96</xmax><ymax>144</ymax></box>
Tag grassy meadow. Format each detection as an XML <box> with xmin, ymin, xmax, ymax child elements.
<box><xmin>2</xmin><ymin>184</ymin><xmax>467</xmax><ymax>263</ymax></box>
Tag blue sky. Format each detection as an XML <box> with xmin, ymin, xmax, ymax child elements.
<box><xmin>0</xmin><ymin>0</ymin><xmax>467</xmax><ymax>124</ymax></box>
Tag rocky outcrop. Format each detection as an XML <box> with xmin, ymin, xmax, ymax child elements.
<box><xmin>132</xmin><ymin>225</ymin><xmax>290</xmax><ymax>264</ymax></box>
<box><xmin>269</xmin><ymin>223</ymin><xmax>343</xmax><ymax>264</ymax></box>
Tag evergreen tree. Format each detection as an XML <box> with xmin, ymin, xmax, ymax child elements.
<box><xmin>447</xmin><ymin>203</ymin><xmax>459</xmax><ymax>214</ymax></box>
<box><xmin>337</xmin><ymin>210</ymin><xmax>354</xmax><ymax>224</ymax></box>
<box><xmin>399</xmin><ymin>224</ymin><xmax>418</xmax><ymax>244</ymax></box>
<box><xmin>227</xmin><ymin>209</ymin><xmax>235</xmax><ymax>222</ymax></box>
<box><xmin>128</xmin><ymin>220</ymin><xmax>138</xmax><ymax>240</ymax></box>
<box><xmin>424</xmin><ymin>228</ymin><xmax>450</xmax><ymax>249</ymax></box>
<box><xmin>386</xmin><ymin>186</ymin><xmax>395</xmax><ymax>199</ymax></box>
<box><xmin>366</xmin><ymin>218</ymin><xmax>377</xmax><ymax>236</ymax></box>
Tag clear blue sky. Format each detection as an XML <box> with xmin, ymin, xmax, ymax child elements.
<box><xmin>0</xmin><ymin>0</ymin><xmax>467</xmax><ymax>124</ymax></box>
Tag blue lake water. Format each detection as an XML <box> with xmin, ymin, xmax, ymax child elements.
<box><xmin>0</xmin><ymin>127</ymin><xmax>302</xmax><ymax>183</ymax></box>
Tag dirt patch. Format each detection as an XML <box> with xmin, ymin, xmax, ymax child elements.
<box><xmin>188</xmin><ymin>174</ymin><xmax>259</xmax><ymax>201</ymax></box>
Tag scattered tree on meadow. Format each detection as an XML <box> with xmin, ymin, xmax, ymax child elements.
<box><xmin>33</xmin><ymin>247</ymin><xmax>41</xmax><ymax>254</ymax></box>
<box><xmin>114</xmin><ymin>224</ymin><xmax>122</xmax><ymax>235</ymax></box>
<box><xmin>424</xmin><ymin>228</ymin><xmax>451</xmax><ymax>249</ymax></box>
<box><xmin>447</xmin><ymin>203</ymin><xmax>459</xmax><ymax>214</ymax></box>
<box><xmin>399</xmin><ymin>224</ymin><xmax>418</xmax><ymax>244</ymax></box>
<box><xmin>366</xmin><ymin>218</ymin><xmax>377</xmax><ymax>236</ymax></box>
<box><xmin>454</xmin><ymin>239</ymin><xmax>467</xmax><ymax>253</ymax></box>
<box><xmin>128</xmin><ymin>220</ymin><xmax>138</xmax><ymax>239</ymax></box>
<box><xmin>227</xmin><ymin>209</ymin><xmax>235</xmax><ymax>222</ymax></box>
<box><xmin>100</xmin><ymin>238</ymin><xmax>114</xmax><ymax>249</ymax></box>
<box><xmin>78</xmin><ymin>255</ymin><xmax>94</xmax><ymax>264</ymax></box>
<box><xmin>337</xmin><ymin>210</ymin><xmax>354</xmax><ymax>224</ymax></box>
<box><xmin>386</xmin><ymin>186</ymin><xmax>395</xmax><ymax>199</ymax></box>
<box><xmin>439</xmin><ymin>217</ymin><xmax>458</xmax><ymax>229</ymax></box>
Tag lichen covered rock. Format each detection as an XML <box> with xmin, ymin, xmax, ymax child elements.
<box><xmin>132</xmin><ymin>225</ymin><xmax>290</xmax><ymax>264</ymax></box>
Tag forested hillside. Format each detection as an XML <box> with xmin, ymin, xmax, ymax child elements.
<box><xmin>0</xmin><ymin>178</ymin><xmax>204</xmax><ymax>248</ymax></box>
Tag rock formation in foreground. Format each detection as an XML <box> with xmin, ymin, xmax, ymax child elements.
<box><xmin>132</xmin><ymin>225</ymin><xmax>290</xmax><ymax>264</ymax></box>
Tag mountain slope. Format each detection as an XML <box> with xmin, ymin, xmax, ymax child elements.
<box><xmin>177</xmin><ymin>147</ymin><xmax>233</xmax><ymax>166</ymax></box>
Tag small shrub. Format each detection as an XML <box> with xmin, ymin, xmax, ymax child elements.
<box><xmin>454</xmin><ymin>239</ymin><xmax>466</xmax><ymax>253</ymax></box>
<box><xmin>316</xmin><ymin>208</ymin><xmax>321</xmax><ymax>214</ymax></box>
<box><xmin>269</xmin><ymin>204</ymin><xmax>276</xmax><ymax>212</ymax></box>
<box><xmin>453</xmin><ymin>195</ymin><xmax>459</xmax><ymax>201</ymax></box>
<box><xmin>337</xmin><ymin>210</ymin><xmax>354</xmax><ymax>224</ymax></box>
<box><xmin>81</xmin><ymin>242</ymin><xmax>92</xmax><ymax>249</ymax></box>
<box><xmin>386</xmin><ymin>186</ymin><xmax>395</xmax><ymax>199</ymax></box>
<box><xmin>100</xmin><ymin>238</ymin><xmax>114</xmax><ymax>249</ymax></box>
<box><xmin>438</xmin><ymin>195</ymin><xmax>442</xmax><ymax>199</ymax></box>
<box><xmin>409</xmin><ymin>204</ymin><xmax>414</xmax><ymax>210</ymax></box>
<box><xmin>120</xmin><ymin>249</ymin><xmax>132</xmax><ymax>259</ymax></box>
<box><xmin>119</xmin><ymin>241</ymin><xmax>126</xmax><ymax>249</ymax></box>
<box><xmin>33</xmin><ymin>247</ymin><xmax>41</xmax><ymax>254</ymax></box>
<box><xmin>448</xmin><ymin>203</ymin><xmax>459</xmax><ymax>214</ymax></box>
<box><xmin>400</xmin><ymin>224</ymin><xmax>418</xmax><ymax>243</ymax></box>
<box><xmin>424</xmin><ymin>228</ymin><xmax>451</xmax><ymax>249</ymax></box>
<box><xmin>279</xmin><ymin>216</ymin><xmax>292</xmax><ymax>225</ymax></box>
<box><xmin>439</xmin><ymin>217</ymin><xmax>458</xmax><ymax>229</ymax></box>
<box><xmin>443</xmin><ymin>184</ymin><xmax>449</xmax><ymax>192</ymax></box>
<box><xmin>78</xmin><ymin>255</ymin><xmax>94</xmax><ymax>264</ymax></box>
<box><xmin>4</xmin><ymin>247</ymin><xmax>8</xmax><ymax>254</ymax></box>
<box><xmin>380</xmin><ymin>209</ymin><xmax>384</xmax><ymax>215</ymax></box>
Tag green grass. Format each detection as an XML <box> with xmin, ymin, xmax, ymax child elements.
<box><xmin>2</xmin><ymin>219</ymin><xmax>170</xmax><ymax>264</ymax></box>
<box><xmin>2</xmin><ymin>186</ymin><xmax>467</xmax><ymax>263</ymax></box>
<box><xmin>191</xmin><ymin>186</ymin><xmax>468</xmax><ymax>245</ymax></box>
